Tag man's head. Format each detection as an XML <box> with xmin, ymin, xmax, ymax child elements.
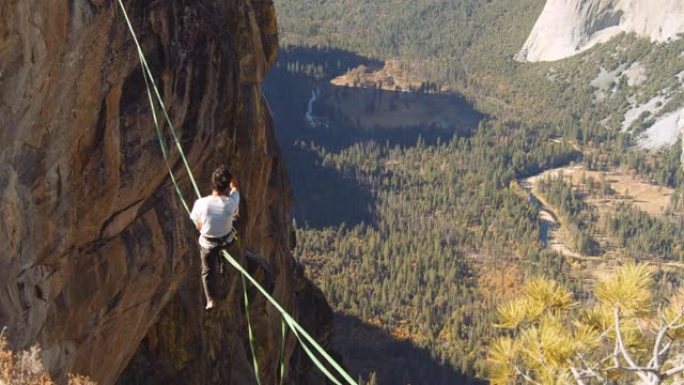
<box><xmin>211</xmin><ymin>166</ymin><xmax>233</xmax><ymax>193</ymax></box>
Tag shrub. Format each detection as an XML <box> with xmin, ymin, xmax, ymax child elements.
<box><xmin>0</xmin><ymin>332</ymin><xmax>95</xmax><ymax>385</ymax></box>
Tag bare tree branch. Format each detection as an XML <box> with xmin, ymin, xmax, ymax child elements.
<box><xmin>569</xmin><ymin>366</ymin><xmax>588</xmax><ymax>385</ymax></box>
<box><xmin>614</xmin><ymin>308</ymin><xmax>654</xmax><ymax>384</ymax></box>
<box><xmin>512</xmin><ymin>364</ymin><xmax>542</xmax><ymax>385</ymax></box>
<box><xmin>652</xmin><ymin>308</ymin><xmax>684</xmax><ymax>371</ymax></box>
<box><xmin>576</xmin><ymin>353</ymin><xmax>608</xmax><ymax>383</ymax></box>
<box><xmin>663</xmin><ymin>363</ymin><xmax>684</xmax><ymax>378</ymax></box>
<box><xmin>653</xmin><ymin>324</ymin><xmax>669</xmax><ymax>369</ymax></box>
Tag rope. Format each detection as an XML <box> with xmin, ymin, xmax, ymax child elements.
<box><xmin>279</xmin><ymin>319</ymin><xmax>287</xmax><ymax>385</ymax></box>
<box><xmin>140</xmin><ymin>60</ymin><xmax>190</xmax><ymax>215</ymax></box>
<box><xmin>116</xmin><ymin>0</ymin><xmax>202</xmax><ymax>199</ymax></box>
<box><xmin>118</xmin><ymin>2</ymin><xmax>263</xmax><ymax>380</ymax></box>
<box><xmin>223</xmin><ymin>250</ymin><xmax>357</xmax><ymax>385</ymax></box>
<box><xmin>242</xmin><ymin>275</ymin><xmax>262</xmax><ymax>385</ymax></box>
<box><xmin>114</xmin><ymin>2</ymin><xmax>357</xmax><ymax>384</ymax></box>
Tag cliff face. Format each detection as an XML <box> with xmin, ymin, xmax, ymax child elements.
<box><xmin>516</xmin><ymin>0</ymin><xmax>684</xmax><ymax>62</ymax></box>
<box><xmin>0</xmin><ymin>1</ymin><xmax>330</xmax><ymax>384</ymax></box>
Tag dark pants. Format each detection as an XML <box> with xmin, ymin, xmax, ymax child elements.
<box><xmin>200</xmin><ymin>242</ymin><xmax>229</xmax><ymax>304</ymax></box>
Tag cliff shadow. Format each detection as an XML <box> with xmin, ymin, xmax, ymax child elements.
<box><xmin>333</xmin><ymin>314</ymin><xmax>484</xmax><ymax>385</ymax></box>
<box><xmin>264</xmin><ymin>46</ymin><xmax>486</xmax><ymax>228</ymax></box>
<box><xmin>286</xmin><ymin>145</ymin><xmax>375</xmax><ymax>229</ymax></box>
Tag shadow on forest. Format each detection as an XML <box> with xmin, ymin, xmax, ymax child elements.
<box><xmin>333</xmin><ymin>314</ymin><xmax>484</xmax><ymax>385</ymax></box>
<box><xmin>284</xmin><ymin>147</ymin><xmax>375</xmax><ymax>229</ymax></box>
<box><xmin>264</xmin><ymin>46</ymin><xmax>485</xmax><ymax>228</ymax></box>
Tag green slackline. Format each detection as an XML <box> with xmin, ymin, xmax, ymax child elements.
<box><xmin>114</xmin><ymin>2</ymin><xmax>357</xmax><ymax>385</ymax></box>
<box><xmin>116</xmin><ymin>0</ymin><xmax>201</xmax><ymax>200</ymax></box>
<box><xmin>241</xmin><ymin>273</ymin><xmax>262</xmax><ymax>385</ymax></box>
<box><xmin>280</xmin><ymin>318</ymin><xmax>287</xmax><ymax>385</ymax></box>
<box><xmin>117</xmin><ymin>2</ymin><xmax>267</xmax><ymax>381</ymax></box>
<box><xmin>140</xmin><ymin>59</ymin><xmax>190</xmax><ymax>215</ymax></box>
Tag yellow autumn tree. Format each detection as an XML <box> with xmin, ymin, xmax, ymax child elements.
<box><xmin>488</xmin><ymin>263</ymin><xmax>684</xmax><ymax>385</ymax></box>
<box><xmin>0</xmin><ymin>330</ymin><xmax>94</xmax><ymax>385</ymax></box>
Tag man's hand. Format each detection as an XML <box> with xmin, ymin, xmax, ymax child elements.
<box><xmin>195</xmin><ymin>222</ymin><xmax>202</xmax><ymax>231</ymax></box>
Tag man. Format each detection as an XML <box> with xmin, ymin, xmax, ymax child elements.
<box><xmin>190</xmin><ymin>166</ymin><xmax>240</xmax><ymax>310</ymax></box>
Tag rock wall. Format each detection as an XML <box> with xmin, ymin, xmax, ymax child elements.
<box><xmin>516</xmin><ymin>0</ymin><xmax>684</xmax><ymax>62</ymax></box>
<box><xmin>0</xmin><ymin>1</ymin><xmax>331</xmax><ymax>384</ymax></box>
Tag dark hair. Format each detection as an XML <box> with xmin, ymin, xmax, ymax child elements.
<box><xmin>211</xmin><ymin>166</ymin><xmax>232</xmax><ymax>193</ymax></box>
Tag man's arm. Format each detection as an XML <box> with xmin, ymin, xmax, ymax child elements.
<box><xmin>190</xmin><ymin>199</ymin><xmax>203</xmax><ymax>231</ymax></box>
<box><xmin>229</xmin><ymin>179</ymin><xmax>240</xmax><ymax>217</ymax></box>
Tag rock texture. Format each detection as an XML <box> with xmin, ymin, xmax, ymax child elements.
<box><xmin>0</xmin><ymin>1</ymin><xmax>330</xmax><ymax>384</ymax></box>
<box><xmin>516</xmin><ymin>0</ymin><xmax>684</xmax><ymax>62</ymax></box>
<box><xmin>637</xmin><ymin>108</ymin><xmax>684</xmax><ymax>150</ymax></box>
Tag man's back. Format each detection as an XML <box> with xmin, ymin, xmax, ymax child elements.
<box><xmin>191</xmin><ymin>192</ymin><xmax>239</xmax><ymax>239</ymax></box>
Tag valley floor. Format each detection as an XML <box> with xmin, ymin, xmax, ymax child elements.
<box><xmin>521</xmin><ymin>163</ymin><xmax>684</xmax><ymax>278</ymax></box>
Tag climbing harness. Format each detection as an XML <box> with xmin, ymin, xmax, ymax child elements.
<box><xmin>202</xmin><ymin>232</ymin><xmax>234</xmax><ymax>247</ymax></box>
<box><xmin>115</xmin><ymin>2</ymin><xmax>357</xmax><ymax>385</ymax></box>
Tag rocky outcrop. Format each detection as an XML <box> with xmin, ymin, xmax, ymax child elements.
<box><xmin>0</xmin><ymin>1</ymin><xmax>330</xmax><ymax>384</ymax></box>
<box><xmin>516</xmin><ymin>0</ymin><xmax>684</xmax><ymax>62</ymax></box>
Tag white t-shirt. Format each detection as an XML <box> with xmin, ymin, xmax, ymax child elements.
<box><xmin>190</xmin><ymin>191</ymin><xmax>240</xmax><ymax>248</ymax></box>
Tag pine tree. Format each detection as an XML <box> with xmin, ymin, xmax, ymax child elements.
<box><xmin>488</xmin><ymin>263</ymin><xmax>684</xmax><ymax>385</ymax></box>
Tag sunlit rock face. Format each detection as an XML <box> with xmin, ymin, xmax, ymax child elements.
<box><xmin>516</xmin><ymin>0</ymin><xmax>684</xmax><ymax>62</ymax></box>
<box><xmin>0</xmin><ymin>1</ymin><xmax>330</xmax><ymax>384</ymax></box>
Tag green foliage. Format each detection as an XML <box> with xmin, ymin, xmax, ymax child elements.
<box><xmin>268</xmin><ymin>1</ymin><xmax>684</xmax><ymax>381</ymax></box>
<box><xmin>289</xmin><ymin>116</ymin><xmax>580</xmax><ymax>381</ymax></box>
<box><xmin>601</xmin><ymin>203</ymin><xmax>684</xmax><ymax>261</ymax></box>
<box><xmin>536</xmin><ymin>174</ymin><xmax>600</xmax><ymax>256</ymax></box>
<box><xmin>276</xmin><ymin>0</ymin><xmax>491</xmax><ymax>61</ymax></box>
<box><xmin>276</xmin><ymin>0</ymin><xmax>684</xmax><ymax>146</ymax></box>
<box><xmin>622</xmin><ymin>140</ymin><xmax>684</xmax><ymax>189</ymax></box>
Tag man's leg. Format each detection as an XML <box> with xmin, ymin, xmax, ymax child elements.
<box><xmin>200</xmin><ymin>246</ymin><xmax>218</xmax><ymax>309</ymax></box>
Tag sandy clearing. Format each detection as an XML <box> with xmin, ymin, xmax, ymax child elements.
<box><xmin>528</xmin><ymin>164</ymin><xmax>674</xmax><ymax>216</ymax></box>
<box><xmin>522</xmin><ymin>164</ymin><xmax>684</xmax><ymax>282</ymax></box>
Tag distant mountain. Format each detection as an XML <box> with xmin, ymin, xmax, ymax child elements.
<box><xmin>274</xmin><ymin>0</ymin><xmax>684</xmax><ymax>150</ymax></box>
<box><xmin>516</xmin><ymin>0</ymin><xmax>684</xmax><ymax>62</ymax></box>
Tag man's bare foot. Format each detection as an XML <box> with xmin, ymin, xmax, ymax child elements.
<box><xmin>205</xmin><ymin>300</ymin><xmax>215</xmax><ymax>310</ymax></box>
